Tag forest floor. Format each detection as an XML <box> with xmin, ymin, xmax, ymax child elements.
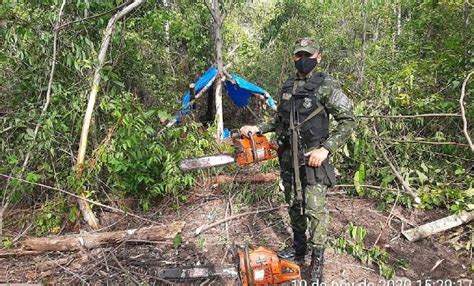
<box><xmin>1</xmin><ymin>169</ymin><xmax>472</xmax><ymax>285</ymax></box>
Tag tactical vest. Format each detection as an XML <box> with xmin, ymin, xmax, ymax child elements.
<box><xmin>276</xmin><ymin>72</ymin><xmax>329</xmax><ymax>149</ymax></box>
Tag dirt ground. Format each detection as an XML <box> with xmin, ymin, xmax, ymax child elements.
<box><xmin>1</xmin><ymin>176</ymin><xmax>472</xmax><ymax>285</ymax></box>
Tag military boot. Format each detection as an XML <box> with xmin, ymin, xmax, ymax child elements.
<box><xmin>309</xmin><ymin>247</ymin><xmax>325</xmax><ymax>284</ymax></box>
<box><xmin>278</xmin><ymin>230</ymin><xmax>307</xmax><ymax>262</ymax></box>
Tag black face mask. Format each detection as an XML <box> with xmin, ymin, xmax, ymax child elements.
<box><xmin>294</xmin><ymin>57</ymin><xmax>318</xmax><ymax>74</ymax></box>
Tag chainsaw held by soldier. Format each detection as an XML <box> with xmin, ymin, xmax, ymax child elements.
<box><xmin>178</xmin><ymin>132</ymin><xmax>279</xmax><ymax>172</ymax></box>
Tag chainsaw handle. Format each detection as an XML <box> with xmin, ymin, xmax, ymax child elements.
<box><xmin>275</xmin><ymin>259</ymin><xmax>301</xmax><ymax>283</ymax></box>
<box><xmin>248</xmin><ymin>132</ymin><xmax>258</xmax><ymax>161</ymax></box>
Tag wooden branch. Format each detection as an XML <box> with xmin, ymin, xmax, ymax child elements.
<box><xmin>189</xmin><ymin>83</ymin><xmax>196</xmax><ymax>99</ymax></box>
<box><xmin>195</xmin><ymin>205</ymin><xmax>286</xmax><ymax>236</ymax></box>
<box><xmin>373</xmin><ymin>188</ymin><xmax>400</xmax><ymax>247</ymax></box>
<box><xmin>0</xmin><ymin>249</ymin><xmax>43</xmax><ymax>258</ymax></box>
<box><xmin>358</xmin><ymin>113</ymin><xmax>461</xmax><ymax>119</ymax></box>
<box><xmin>374</xmin><ymin>140</ymin><xmax>421</xmax><ymax>203</ymax></box>
<box><xmin>380</xmin><ymin>138</ymin><xmax>471</xmax><ymax>148</ymax></box>
<box><xmin>110</xmin><ymin>251</ymin><xmax>140</xmax><ymax>284</ymax></box>
<box><xmin>194</xmin><ymin>74</ymin><xmax>217</xmax><ymax>100</ymax></box>
<box><xmin>430</xmin><ymin>259</ymin><xmax>444</xmax><ymax>273</ymax></box>
<box><xmin>21</xmin><ymin>222</ymin><xmax>185</xmax><ymax>252</ymax></box>
<box><xmin>222</xmin><ymin>69</ymin><xmax>235</xmax><ymax>84</ymax></box>
<box><xmin>203</xmin><ymin>0</ymin><xmax>218</xmax><ymax>23</ymax></box>
<box><xmin>460</xmin><ymin>71</ymin><xmax>474</xmax><ymax>152</ymax></box>
<box><xmin>54</xmin><ymin>1</ymin><xmax>131</xmax><ymax>31</ymax></box>
<box><xmin>335</xmin><ymin>184</ymin><xmax>400</xmax><ymax>192</ymax></box>
<box><xmin>212</xmin><ymin>0</ymin><xmax>224</xmax><ymax>141</ymax></box>
<box><xmin>214</xmin><ymin>75</ymin><xmax>224</xmax><ymax>140</ymax></box>
<box><xmin>211</xmin><ymin>173</ymin><xmax>279</xmax><ymax>184</ymax></box>
<box><xmin>0</xmin><ymin>126</ymin><xmax>13</xmax><ymax>134</ymax></box>
<box><xmin>75</xmin><ymin>0</ymin><xmax>145</xmax><ymax>229</ymax></box>
<box><xmin>402</xmin><ymin>211</ymin><xmax>474</xmax><ymax>242</ymax></box>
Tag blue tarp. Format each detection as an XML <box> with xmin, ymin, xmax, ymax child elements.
<box><xmin>177</xmin><ymin>66</ymin><xmax>276</xmax><ymax>126</ymax></box>
<box><xmin>180</xmin><ymin>66</ymin><xmax>218</xmax><ymax>115</ymax></box>
<box><xmin>225</xmin><ymin>73</ymin><xmax>267</xmax><ymax>107</ymax></box>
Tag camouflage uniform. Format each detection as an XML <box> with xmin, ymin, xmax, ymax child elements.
<box><xmin>259</xmin><ymin>51</ymin><xmax>355</xmax><ymax>252</ymax></box>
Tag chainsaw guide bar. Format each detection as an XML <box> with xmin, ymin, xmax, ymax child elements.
<box><xmin>178</xmin><ymin>134</ymin><xmax>278</xmax><ymax>172</ymax></box>
<box><xmin>178</xmin><ymin>154</ymin><xmax>236</xmax><ymax>171</ymax></box>
<box><xmin>157</xmin><ymin>265</ymin><xmax>239</xmax><ymax>279</ymax></box>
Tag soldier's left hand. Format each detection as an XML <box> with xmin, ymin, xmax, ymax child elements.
<box><xmin>304</xmin><ymin>147</ymin><xmax>329</xmax><ymax>167</ymax></box>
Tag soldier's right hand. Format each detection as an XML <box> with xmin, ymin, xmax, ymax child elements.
<box><xmin>239</xmin><ymin>125</ymin><xmax>260</xmax><ymax>138</ymax></box>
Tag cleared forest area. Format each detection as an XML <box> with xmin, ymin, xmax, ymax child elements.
<box><xmin>0</xmin><ymin>0</ymin><xmax>472</xmax><ymax>284</ymax></box>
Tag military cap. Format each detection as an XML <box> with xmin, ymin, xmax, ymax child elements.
<box><xmin>293</xmin><ymin>37</ymin><xmax>320</xmax><ymax>55</ymax></box>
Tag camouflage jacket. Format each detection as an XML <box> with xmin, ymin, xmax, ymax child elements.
<box><xmin>259</xmin><ymin>71</ymin><xmax>355</xmax><ymax>153</ymax></box>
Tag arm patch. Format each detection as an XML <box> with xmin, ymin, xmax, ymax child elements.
<box><xmin>328</xmin><ymin>89</ymin><xmax>353</xmax><ymax>111</ymax></box>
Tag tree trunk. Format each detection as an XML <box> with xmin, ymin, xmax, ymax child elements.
<box><xmin>356</xmin><ymin>0</ymin><xmax>367</xmax><ymax>91</ymax></box>
<box><xmin>462</xmin><ymin>0</ymin><xmax>470</xmax><ymax>67</ymax></box>
<box><xmin>211</xmin><ymin>0</ymin><xmax>224</xmax><ymax>141</ymax></box>
<box><xmin>402</xmin><ymin>211</ymin><xmax>474</xmax><ymax>242</ymax></box>
<box><xmin>22</xmin><ymin>222</ymin><xmax>185</xmax><ymax>252</ymax></box>
<box><xmin>211</xmin><ymin>173</ymin><xmax>279</xmax><ymax>184</ymax></box>
<box><xmin>396</xmin><ymin>1</ymin><xmax>401</xmax><ymax>36</ymax></box>
<box><xmin>75</xmin><ymin>0</ymin><xmax>145</xmax><ymax>229</ymax></box>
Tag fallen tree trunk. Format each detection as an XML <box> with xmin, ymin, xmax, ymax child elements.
<box><xmin>211</xmin><ymin>173</ymin><xmax>279</xmax><ymax>184</ymax></box>
<box><xmin>402</xmin><ymin>211</ymin><xmax>474</xmax><ymax>242</ymax></box>
<box><xmin>21</xmin><ymin>221</ymin><xmax>185</xmax><ymax>252</ymax></box>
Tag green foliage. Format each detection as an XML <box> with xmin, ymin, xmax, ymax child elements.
<box><xmin>418</xmin><ymin>185</ymin><xmax>474</xmax><ymax>213</ymax></box>
<box><xmin>1</xmin><ymin>1</ymin><xmax>472</xmax><ymax>244</ymax></box>
<box><xmin>332</xmin><ymin>223</ymin><xmax>397</xmax><ymax>279</ymax></box>
<box><xmin>197</xmin><ymin>237</ymin><xmax>207</xmax><ymax>250</ymax></box>
<box><xmin>33</xmin><ymin>196</ymin><xmax>67</xmax><ymax>236</ymax></box>
<box><xmin>99</xmin><ymin>92</ymin><xmax>217</xmax><ymax>210</ymax></box>
<box><xmin>354</xmin><ymin>164</ymin><xmax>366</xmax><ymax>195</ymax></box>
<box><xmin>1</xmin><ymin>0</ymin><xmax>216</xmax><ymax>211</ymax></box>
<box><xmin>258</xmin><ymin>155</ymin><xmax>279</xmax><ymax>173</ymax></box>
<box><xmin>1</xmin><ymin>237</ymin><xmax>14</xmax><ymax>249</ymax></box>
<box><xmin>173</xmin><ymin>233</ymin><xmax>183</xmax><ymax>250</ymax></box>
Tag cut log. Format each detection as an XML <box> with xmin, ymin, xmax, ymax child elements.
<box><xmin>211</xmin><ymin>173</ymin><xmax>279</xmax><ymax>184</ymax></box>
<box><xmin>21</xmin><ymin>221</ymin><xmax>185</xmax><ymax>252</ymax></box>
<box><xmin>402</xmin><ymin>211</ymin><xmax>474</xmax><ymax>242</ymax></box>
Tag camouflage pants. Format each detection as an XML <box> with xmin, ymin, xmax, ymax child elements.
<box><xmin>279</xmin><ymin>150</ymin><xmax>329</xmax><ymax>249</ymax></box>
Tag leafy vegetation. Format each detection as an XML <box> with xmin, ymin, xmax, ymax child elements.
<box><xmin>332</xmin><ymin>223</ymin><xmax>404</xmax><ymax>279</ymax></box>
<box><xmin>0</xmin><ymin>0</ymin><xmax>472</xmax><ymax>256</ymax></box>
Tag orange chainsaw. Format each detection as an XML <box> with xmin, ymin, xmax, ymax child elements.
<box><xmin>179</xmin><ymin>133</ymin><xmax>279</xmax><ymax>172</ymax></box>
<box><xmin>156</xmin><ymin>246</ymin><xmax>301</xmax><ymax>285</ymax></box>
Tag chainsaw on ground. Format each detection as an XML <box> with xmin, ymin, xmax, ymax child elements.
<box><xmin>157</xmin><ymin>245</ymin><xmax>301</xmax><ymax>285</ymax></box>
<box><xmin>179</xmin><ymin>133</ymin><xmax>279</xmax><ymax>172</ymax></box>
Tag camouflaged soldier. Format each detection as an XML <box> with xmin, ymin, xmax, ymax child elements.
<box><xmin>240</xmin><ymin>37</ymin><xmax>355</xmax><ymax>283</ymax></box>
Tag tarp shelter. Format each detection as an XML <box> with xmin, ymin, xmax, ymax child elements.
<box><xmin>173</xmin><ymin>66</ymin><xmax>276</xmax><ymax>136</ymax></box>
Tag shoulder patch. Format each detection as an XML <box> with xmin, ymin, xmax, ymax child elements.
<box><xmin>328</xmin><ymin>89</ymin><xmax>353</xmax><ymax>111</ymax></box>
